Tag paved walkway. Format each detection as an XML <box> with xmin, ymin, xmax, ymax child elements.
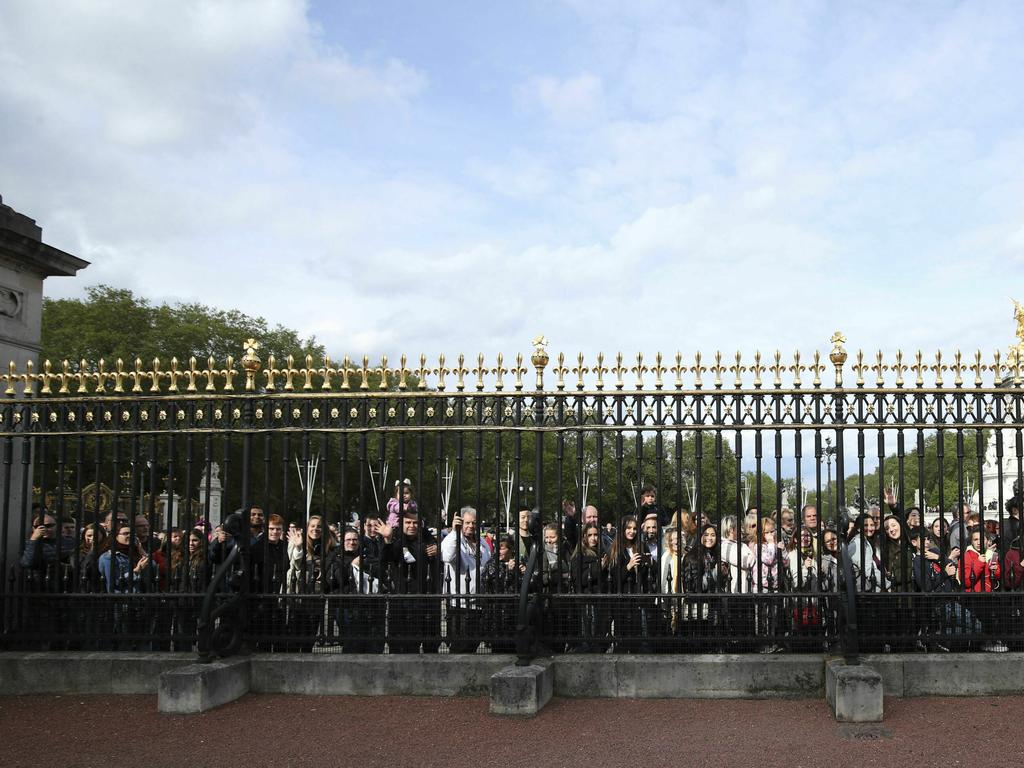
<box><xmin>3</xmin><ymin>693</ymin><xmax>1019</xmax><ymax>767</ymax></box>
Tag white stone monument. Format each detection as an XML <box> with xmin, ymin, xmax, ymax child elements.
<box><xmin>198</xmin><ymin>463</ymin><xmax>224</xmax><ymax>524</ymax></box>
<box><xmin>1</xmin><ymin>196</ymin><xmax>88</xmax><ymax>568</ymax></box>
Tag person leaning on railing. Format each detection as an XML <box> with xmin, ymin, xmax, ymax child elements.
<box><xmin>19</xmin><ymin>509</ymin><xmax>75</xmax><ymax>592</ymax></box>
<box><xmin>683</xmin><ymin>523</ymin><xmax>730</xmax><ymax>649</ymax></box>
<box><xmin>440</xmin><ymin>507</ymin><xmax>491</xmax><ymax>653</ymax></box>
<box><xmin>284</xmin><ymin>515</ymin><xmax>337</xmax><ymax>652</ymax></box>
<box><xmin>960</xmin><ymin>526</ymin><xmax>1007</xmax><ymax>652</ymax></box>
<box><xmin>1004</xmin><ymin>533</ymin><xmax>1024</xmax><ymax>591</ymax></box>
<box><xmin>481</xmin><ymin>534</ymin><xmax>523</xmax><ymax>653</ymax></box>
<box><xmin>381</xmin><ymin>508</ymin><xmax>440</xmax><ymax>653</ymax></box>
<box><xmin>909</xmin><ymin>527</ymin><xmax>971</xmax><ymax>651</ymax></box>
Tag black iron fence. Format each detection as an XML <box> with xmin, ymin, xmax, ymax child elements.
<box><xmin>3</xmin><ymin>333</ymin><xmax>1024</xmax><ymax>656</ymax></box>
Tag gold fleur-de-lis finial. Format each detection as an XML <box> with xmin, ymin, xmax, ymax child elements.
<box><xmin>730</xmin><ymin>351</ymin><xmax>745</xmax><ymax>389</ymax></box>
<box><xmin>377</xmin><ymin>355</ymin><xmax>390</xmax><ymax>391</ymax></box>
<box><xmin>912</xmin><ymin>350</ymin><xmax>925</xmax><ymax>387</ymax></box>
<box><xmin>319</xmin><ymin>355</ymin><xmax>336</xmax><ymax>391</ymax></box>
<box><xmin>671</xmin><ymin>352</ymin><xmax>686</xmax><ymax>390</ymax></box>
<box><xmin>493</xmin><ymin>353</ymin><xmax>507</xmax><ymax>391</ymax></box>
<box><xmin>415</xmin><ymin>354</ymin><xmax>430</xmax><ymax>390</ymax></box>
<box><xmin>770</xmin><ymin>350</ymin><xmax>784</xmax><ymax>389</ymax></box>
<box><xmin>872</xmin><ymin>351</ymin><xmax>885</xmax><ymax>388</ymax></box>
<box><xmin>593</xmin><ymin>352</ymin><xmax>608</xmax><ymax>391</ymax></box>
<box><xmin>631</xmin><ymin>353</ymin><xmax>648</xmax><ymax>390</ymax></box>
<box><xmin>691</xmin><ymin>351</ymin><xmax>706</xmax><ymax>389</ymax></box>
<box><xmin>930</xmin><ymin>350</ymin><xmax>946</xmax><ymax>387</ymax></box>
<box><xmin>711</xmin><ymin>351</ymin><xmax>725</xmax><ymax>389</ymax></box>
<box><xmin>282</xmin><ymin>354</ymin><xmax>297</xmax><ymax>391</ymax></box>
<box><xmin>553</xmin><ymin>352</ymin><xmax>569</xmax><ymax>391</ymax></box>
<box><xmin>302</xmin><ymin>354</ymin><xmax>316</xmax><ymax>391</ymax></box>
<box><xmin>453</xmin><ymin>353</ymin><xmax>469</xmax><ymax>392</ymax></box>
<box><xmin>472</xmin><ymin>353</ymin><xmax>487</xmax><ymax>392</ymax></box>
<box><xmin>810</xmin><ymin>351</ymin><xmax>824</xmax><ymax>388</ymax></box>
<box><xmin>37</xmin><ymin>359</ymin><xmax>53</xmax><ymax>395</ymax></box>
<box><xmin>434</xmin><ymin>354</ymin><xmax>450</xmax><ymax>392</ymax></box>
<box><xmin>612</xmin><ymin>352</ymin><xmax>627</xmax><ymax>390</ymax></box>
<box><xmin>789</xmin><ymin>351</ymin><xmax>804</xmax><ymax>389</ymax></box>
<box><xmin>950</xmin><ymin>350</ymin><xmax>964</xmax><ymax>387</ymax></box>
<box><xmin>512</xmin><ymin>353</ymin><xmax>527</xmax><ymax>391</ymax></box>
<box><xmin>394</xmin><ymin>354</ymin><xmax>410</xmax><ymax>391</ymax></box>
<box><xmin>572</xmin><ymin>352</ymin><xmax>588</xmax><ymax>391</ymax></box>
<box><xmin>750</xmin><ymin>351</ymin><xmax>765</xmax><ymax>389</ymax></box>
<box><xmin>651</xmin><ymin>351</ymin><xmax>666</xmax><ymax>390</ymax></box>
<box><xmin>892</xmin><ymin>350</ymin><xmax>907</xmax><ymax>387</ymax></box>
<box><xmin>852</xmin><ymin>350</ymin><xmax>866</xmax><ymax>387</ymax></box>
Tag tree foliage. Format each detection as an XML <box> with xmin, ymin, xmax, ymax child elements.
<box><xmin>41</xmin><ymin>285</ymin><xmax>324</xmax><ymax>368</ymax></box>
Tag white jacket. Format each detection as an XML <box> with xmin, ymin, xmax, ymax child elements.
<box><xmin>441</xmin><ymin>530</ymin><xmax>491</xmax><ymax>598</ymax></box>
<box><xmin>719</xmin><ymin>538</ymin><xmax>754</xmax><ymax>593</ymax></box>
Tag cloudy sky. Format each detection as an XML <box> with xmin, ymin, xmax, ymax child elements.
<box><xmin>2</xmin><ymin>0</ymin><xmax>1024</xmax><ymax>367</ymax></box>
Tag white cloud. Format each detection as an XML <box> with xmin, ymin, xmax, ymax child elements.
<box><xmin>525</xmin><ymin>72</ymin><xmax>603</xmax><ymax>123</ymax></box>
<box><xmin>2</xmin><ymin>0</ymin><xmax>1024</xmax><ymax>381</ymax></box>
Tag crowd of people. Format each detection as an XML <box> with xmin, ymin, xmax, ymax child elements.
<box><xmin>12</xmin><ymin>478</ymin><xmax>1024</xmax><ymax>653</ymax></box>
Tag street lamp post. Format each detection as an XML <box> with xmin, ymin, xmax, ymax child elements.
<box><xmin>824</xmin><ymin>436</ymin><xmax>837</xmax><ymax>521</ymax></box>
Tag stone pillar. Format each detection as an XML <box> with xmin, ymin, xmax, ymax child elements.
<box><xmin>0</xmin><ymin>196</ymin><xmax>88</xmax><ymax>575</ymax></box>
<box><xmin>198</xmin><ymin>463</ymin><xmax>224</xmax><ymax>525</ymax></box>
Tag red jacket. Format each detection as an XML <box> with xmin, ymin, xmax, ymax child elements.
<box><xmin>961</xmin><ymin>547</ymin><xmax>1000</xmax><ymax>592</ymax></box>
<box><xmin>1004</xmin><ymin>549</ymin><xmax>1024</xmax><ymax>591</ymax></box>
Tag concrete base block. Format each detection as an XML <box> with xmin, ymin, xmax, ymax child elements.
<box><xmin>250</xmin><ymin>654</ymin><xmax>514</xmax><ymax>696</ymax></box>
<box><xmin>0</xmin><ymin>652</ymin><xmax>195</xmax><ymax>695</ymax></box>
<box><xmin>158</xmin><ymin>658</ymin><xmax>251</xmax><ymax>714</ymax></box>
<box><xmin>489</xmin><ymin>659</ymin><xmax>554</xmax><ymax>716</ymax></box>
<box><xmin>554</xmin><ymin>655</ymin><xmax>824</xmax><ymax>699</ymax></box>
<box><xmin>826</xmin><ymin>661</ymin><xmax>883</xmax><ymax>722</ymax></box>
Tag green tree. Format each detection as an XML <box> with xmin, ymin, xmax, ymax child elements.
<box><xmin>41</xmin><ymin>285</ymin><xmax>325</xmax><ymax>368</ymax></box>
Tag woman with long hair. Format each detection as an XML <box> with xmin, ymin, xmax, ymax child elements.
<box><xmin>165</xmin><ymin>529</ymin><xmax>186</xmax><ymax>591</ymax></box>
<box><xmin>97</xmin><ymin>524</ymin><xmax>149</xmax><ymax>594</ymax></box>
<box><xmin>848</xmin><ymin>513</ymin><xmax>885</xmax><ymax>592</ymax></box>
<box><xmin>479</xmin><ymin>534</ymin><xmax>523</xmax><ymax>652</ymax></box>
<box><xmin>567</xmin><ymin>523</ymin><xmax>609</xmax><ymax>652</ymax></box>
<box><xmin>682</xmin><ymin>524</ymin><xmax>730</xmax><ymax>649</ymax></box>
<box><xmin>749</xmin><ymin>518</ymin><xmax>784</xmax><ymax>653</ymax></box>
<box><xmin>607</xmin><ymin>515</ymin><xmax>652</xmax><ymax>651</ymax></box>
<box><xmin>173</xmin><ymin>529</ymin><xmax>211</xmax><ymax>650</ymax></box>
<box><xmin>608</xmin><ymin>516</ymin><xmax>647</xmax><ymax>594</ymax></box>
<box><xmin>286</xmin><ymin>515</ymin><xmax>337</xmax><ymax>651</ymax></box>
<box><xmin>78</xmin><ymin>525</ymin><xmax>107</xmax><ymax>593</ymax></box>
<box><xmin>881</xmin><ymin>515</ymin><xmax>911</xmax><ymax>592</ymax></box>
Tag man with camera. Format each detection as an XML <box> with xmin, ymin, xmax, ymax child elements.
<box><xmin>441</xmin><ymin>507</ymin><xmax>491</xmax><ymax>652</ymax></box>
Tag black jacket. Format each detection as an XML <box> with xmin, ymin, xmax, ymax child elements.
<box><xmin>384</xmin><ymin>531</ymin><xmax>438</xmax><ymax>594</ymax></box>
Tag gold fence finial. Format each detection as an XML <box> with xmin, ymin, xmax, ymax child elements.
<box><xmin>242</xmin><ymin>338</ymin><xmax>261</xmax><ymax>392</ymax></box>
<box><xmin>530</xmin><ymin>335</ymin><xmax>549</xmax><ymax>391</ymax></box>
<box><xmin>829</xmin><ymin>331</ymin><xmax>847</xmax><ymax>387</ymax></box>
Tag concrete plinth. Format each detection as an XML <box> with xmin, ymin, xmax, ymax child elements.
<box><xmin>250</xmin><ymin>653</ymin><xmax>514</xmax><ymax>696</ymax></box>
<box><xmin>489</xmin><ymin>659</ymin><xmax>553</xmax><ymax>716</ymax></box>
<box><xmin>158</xmin><ymin>658</ymin><xmax>251</xmax><ymax>714</ymax></box>
<box><xmin>826</xmin><ymin>660</ymin><xmax>883</xmax><ymax>722</ymax></box>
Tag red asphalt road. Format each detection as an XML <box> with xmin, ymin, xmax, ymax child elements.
<box><xmin>2</xmin><ymin>693</ymin><xmax>1018</xmax><ymax>768</ymax></box>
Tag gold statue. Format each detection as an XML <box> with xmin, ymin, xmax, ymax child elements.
<box><xmin>1013</xmin><ymin>298</ymin><xmax>1024</xmax><ymax>343</ymax></box>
